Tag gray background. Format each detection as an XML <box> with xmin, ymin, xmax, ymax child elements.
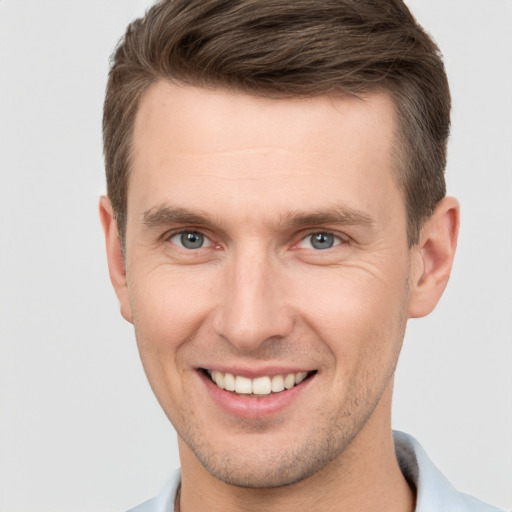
<box><xmin>1</xmin><ymin>1</ymin><xmax>511</xmax><ymax>510</ymax></box>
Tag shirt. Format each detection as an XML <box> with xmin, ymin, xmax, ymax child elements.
<box><xmin>128</xmin><ymin>431</ymin><xmax>506</xmax><ymax>512</ymax></box>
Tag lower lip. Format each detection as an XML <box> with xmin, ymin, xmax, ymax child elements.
<box><xmin>199</xmin><ymin>371</ymin><xmax>315</xmax><ymax>419</ymax></box>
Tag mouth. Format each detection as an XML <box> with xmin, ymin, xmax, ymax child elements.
<box><xmin>201</xmin><ymin>369</ymin><xmax>316</xmax><ymax>396</ymax></box>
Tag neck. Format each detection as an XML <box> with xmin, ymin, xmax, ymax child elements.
<box><xmin>177</xmin><ymin>390</ymin><xmax>415</xmax><ymax>512</ymax></box>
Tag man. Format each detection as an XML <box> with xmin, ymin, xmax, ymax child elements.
<box><xmin>99</xmin><ymin>1</ymin><xmax>505</xmax><ymax>511</ymax></box>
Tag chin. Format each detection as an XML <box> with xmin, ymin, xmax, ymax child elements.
<box><xmin>198</xmin><ymin>451</ymin><xmax>328</xmax><ymax>489</ymax></box>
<box><xmin>185</xmin><ymin>423</ymin><xmax>354</xmax><ymax>489</ymax></box>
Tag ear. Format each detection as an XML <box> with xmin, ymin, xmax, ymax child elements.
<box><xmin>99</xmin><ymin>196</ymin><xmax>133</xmax><ymax>323</ymax></box>
<box><xmin>408</xmin><ymin>196</ymin><xmax>460</xmax><ymax>318</ymax></box>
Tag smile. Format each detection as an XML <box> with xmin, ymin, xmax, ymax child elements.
<box><xmin>205</xmin><ymin>369</ymin><xmax>313</xmax><ymax>396</ymax></box>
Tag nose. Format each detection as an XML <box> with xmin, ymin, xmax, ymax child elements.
<box><xmin>211</xmin><ymin>245</ymin><xmax>294</xmax><ymax>351</ymax></box>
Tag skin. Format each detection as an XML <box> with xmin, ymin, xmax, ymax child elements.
<box><xmin>100</xmin><ymin>81</ymin><xmax>459</xmax><ymax>512</ymax></box>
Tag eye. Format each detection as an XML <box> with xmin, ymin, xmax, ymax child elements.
<box><xmin>297</xmin><ymin>232</ymin><xmax>342</xmax><ymax>250</ymax></box>
<box><xmin>169</xmin><ymin>231</ymin><xmax>212</xmax><ymax>250</ymax></box>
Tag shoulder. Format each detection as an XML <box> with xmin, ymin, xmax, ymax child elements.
<box><xmin>394</xmin><ymin>431</ymin><xmax>506</xmax><ymax>512</ymax></box>
<box><xmin>126</xmin><ymin>469</ymin><xmax>181</xmax><ymax>512</ymax></box>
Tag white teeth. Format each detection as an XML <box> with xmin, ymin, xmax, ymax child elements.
<box><xmin>284</xmin><ymin>373</ymin><xmax>295</xmax><ymax>389</ymax></box>
<box><xmin>271</xmin><ymin>375</ymin><xmax>285</xmax><ymax>392</ymax></box>
<box><xmin>295</xmin><ymin>372</ymin><xmax>308</xmax><ymax>384</ymax></box>
<box><xmin>208</xmin><ymin>370</ymin><xmax>311</xmax><ymax>395</ymax></box>
<box><xmin>223</xmin><ymin>372</ymin><xmax>235</xmax><ymax>391</ymax></box>
<box><xmin>211</xmin><ymin>370</ymin><xmax>224</xmax><ymax>389</ymax></box>
<box><xmin>252</xmin><ymin>376</ymin><xmax>272</xmax><ymax>395</ymax></box>
<box><xmin>235</xmin><ymin>376</ymin><xmax>252</xmax><ymax>394</ymax></box>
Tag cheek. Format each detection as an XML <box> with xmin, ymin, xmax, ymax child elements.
<box><xmin>289</xmin><ymin>265</ymin><xmax>409</xmax><ymax>358</ymax></box>
<box><xmin>128</xmin><ymin>264</ymin><xmax>216</xmax><ymax>355</ymax></box>
<box><xmin>127</xmin><ymin>266</ymin><xmax>218</xmax><ymax>421</ymax></box>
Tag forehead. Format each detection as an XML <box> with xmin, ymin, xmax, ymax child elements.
<box><xmin>133</xmin><ymin>81</ymin><xmax>397</xmax><ymax>158</ymax></box>
<box><xmin>129</xmin><ymin>81</ymin><xmax>402</xmax><ymax>226</ymax></box>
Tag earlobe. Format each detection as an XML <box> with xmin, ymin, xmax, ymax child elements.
<box><xmin>99</xmin><ymin>196</ymin><xmax>133</xmax><ymax>323</ymax></box>
<box><xmin>408</xmin><ymin>196</ymin><xmax>460</xmax><ymax>318</ymax></box>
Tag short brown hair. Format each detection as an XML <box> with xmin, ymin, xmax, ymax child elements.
<box><xmin>103</xmin><ymin>0</ymin><xmax>450</xmax><ymax>247</ymax></box>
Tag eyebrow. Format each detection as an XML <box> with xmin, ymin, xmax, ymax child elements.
<box><xmin>281</xmin><ymin>207</ymin><xmax>374</xmax><ymax>228</ymax></box>
<box><xmin>142</xmin><ymin>204</ymin><xmax>374</xmax><ymax>230</ymax></box>
<box><xmin>143</xmin><ymin>206</ymin><xmax>221</xmax><ymax>230</ymax></box>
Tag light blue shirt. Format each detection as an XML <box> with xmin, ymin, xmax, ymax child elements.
<box><xmin>128</xmin><ymin>431</ymin><xmax>506</xmax><ymax>512</ymax></box>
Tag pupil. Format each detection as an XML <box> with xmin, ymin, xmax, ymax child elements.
<box><xmin>311</xmin><ymin>233</ymin><xmax>334</xmax><ymax>250</ymax></box>
<box><xmin>181</xmin><ymin>232</ymin><xmax>203</xmax><ymax>249</ymax></box>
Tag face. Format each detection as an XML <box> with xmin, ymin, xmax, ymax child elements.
<box><xmin>117</xmin><ymin>82</ymin><xmax>416</xmax><ymax>487</ymax></box>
